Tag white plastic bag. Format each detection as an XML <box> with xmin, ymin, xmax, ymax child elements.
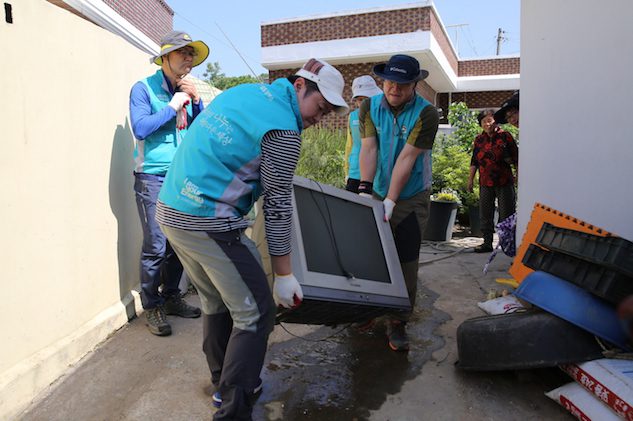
<box><xmin>477</xmin><ymin>294</ymin><xmax>524</xmax><ymax>315</ymax></box>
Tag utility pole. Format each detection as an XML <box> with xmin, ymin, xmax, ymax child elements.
<box><xmin>496</xmin><ymin>27</ymin><xmax>506</xmax><ymax>55</ymax></box>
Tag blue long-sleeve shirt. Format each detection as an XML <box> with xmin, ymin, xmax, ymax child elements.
<box><xmin>129</xmin><ymin>77</ymin><xmax>204</xmax><ymax>140</ymax></box>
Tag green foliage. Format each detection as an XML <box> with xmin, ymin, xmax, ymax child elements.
<box><xmin>202</xmin><ymin>61</ymin><xmax>268</xmax><ymax>91</ymax></box>
<box><xmin>461</xmin><ymin>190</ymin><xmax>480</xmax><ymax>208</ymax></box>
<box><xmin>500</xmin><ymin>123</ymin><xmax>520</xmax><ymax>144</ymax></box>
<box><xmin>433</xmin><ymin>102</ymin><xmax>481</xmax><ymax>210</ymax></box>
<box><xmin>295</xmin><ymin>127</ymin><xmax>346</xmax><ymax>188</ymax></box>
<box><xmin>202</xmin><ymin>61</ymin><xmax>223</xmax><ymax>81</ymax></box>
<box><xmin>214</xmin><ymin>74</ymin><xmax>266</xmax><ymax>91</ymax></box>
<box><xmin>432</xmin><ymin>139</ymin><xmax>472</xmax><ymax>197</ymax></box>
<box><xmin>446</xmin><ymin>102</ymin><xmax>480</xmax><ymax>151</ymax></box>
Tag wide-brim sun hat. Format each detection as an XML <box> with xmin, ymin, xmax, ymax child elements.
<box><xmin>295</xmin><ymin>58</ymin><xmax>349</xmax><ymax>116</ymax></box>
<box><xmin>152</xmin><ymin>30</ymin><xmax>210</xmax><ymax>68</ymax></box>
<box><xmin>373</xmin><ymin>54</ymin><xmax>428</xmax><ymax>83</ymax></box>
<box><xmin>351</xmin><ymin>75</ymin><xmax>383</xmax><ymax>99</ymax></box>
<box><xmin>494</xmin><ymin>91</ymin><xmax>520</xmax><ymax>124</ymax></box>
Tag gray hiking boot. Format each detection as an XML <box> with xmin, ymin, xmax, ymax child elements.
<box><xmin>164</xmin><ymin>295</ymin><xmax>201</xmax><ymax>318</ymax></box>
<box><xmin>146</xmin><ymin>306</ymin><xmax>171</xmax><ymax>336</ymax></box>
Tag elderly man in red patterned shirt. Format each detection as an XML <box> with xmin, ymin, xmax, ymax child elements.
<box><xmin>467</xmin><ymin>109</ymin><xmax>519</xmax><ymax>252</ymax></box>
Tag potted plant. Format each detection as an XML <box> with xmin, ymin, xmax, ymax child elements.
<box><xmin>423</xmin><ymin>189</ymin><xmax>461</xmax><ymax>242</ymax></box>
<box><xmin>431</xmin><ymin>102</ymin><xmax>485</xmax><ymax>235</ymax></box>
<box><xmin>461</xmin><ymin>190</ymin><xmax>481</xmax><ymax>236</ymax></box>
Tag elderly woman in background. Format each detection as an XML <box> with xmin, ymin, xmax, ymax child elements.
<box><xmin>467</xmin><ymin>109</ymin><xmax>518</xmax><ymax>253</ymax></box>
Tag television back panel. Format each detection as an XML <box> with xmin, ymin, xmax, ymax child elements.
<box><xmin>276</xmin><ymin>177</ymin><xmax>411</xmax><ymax>326</ymax></box>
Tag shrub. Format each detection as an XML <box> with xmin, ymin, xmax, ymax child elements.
<box><xmin>433</xmin><ymin>102</ymin><xmax>482</xmax><ymax>212</ymax></box>
<box><xmin>295</xmin><ymin>127</ymin><xmax>346</xmax><ymax>188</ymax></box>
<box><xmin>432</xmin><ymin>141</ymin><xmax>471</xmax><ymax>192</ymax></box>
<box><xmin>446</xmin><ymin>102</ymin><xmax>480</xmax><ymax>152</ymax></box>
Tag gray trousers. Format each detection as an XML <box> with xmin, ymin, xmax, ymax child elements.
<box><xmin>479</xmin><ymin>184</ymin><xmax>516</xmax><ymax>246</ymax></box>
<box><xmin>159</xmin><ymin>225</ymin><xmax>275</xmax><ymax>421</ymax></box>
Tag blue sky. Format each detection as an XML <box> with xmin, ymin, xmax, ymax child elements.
<box><xmin>166</xmin><ymin>0</ymin><xmax>520</xmax><ymax>78</ymax></box>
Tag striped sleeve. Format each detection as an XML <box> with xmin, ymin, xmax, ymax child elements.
<box><xmin>260</xmin><ymin>130</ymin><xmax>302</xmax><ymax>256</ymax></box>
<box><xmin>155</xmin><ymin>200</ymin><xmax>249</xmax><ymax>232</ymax></box>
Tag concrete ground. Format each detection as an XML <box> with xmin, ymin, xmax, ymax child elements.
<box><xmin>19</xmin><ymin>236</ymin><xmax>571</xmax><ymax>421</ymax></box>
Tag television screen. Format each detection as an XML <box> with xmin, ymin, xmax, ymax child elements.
<box><xmin>277</xmin><ymin>177</ymin><xmax>411</xmax><ymax>325</ymax></box>
<box><xmin>294</xmin><ymin>185</ymin><xmax>391</xmax><ymax>283</ymax></box>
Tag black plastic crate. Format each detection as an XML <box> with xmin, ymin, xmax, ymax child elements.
<box><xmin>536</xmin><ymin>223</ymin><xmax>633</xmax><ymax>277</ymax></box>
<box><xmin>522</xmin><ymin>244</ymin><xmax>633</xmax><ymax>304</ymax></box>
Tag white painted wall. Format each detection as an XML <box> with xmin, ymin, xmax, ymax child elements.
<box><xmin>0</xmin><ymin>1</ymin><xmax>152</xmax><ymax>418</ymax></box>
<box><xmin>518</xmin><ymin>0</ymin><xmax>633</xmax><ymax>241</ymax></box>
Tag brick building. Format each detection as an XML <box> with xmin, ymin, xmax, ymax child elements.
<box><xmin>261</xmin><ymin>2</ymin><xmax>519</xmax><ymax>127</ymax></box>
<box><xmin>46</xmin><ymin>0</ymin><xmax>173</xmax><ymax>54</ymax></box>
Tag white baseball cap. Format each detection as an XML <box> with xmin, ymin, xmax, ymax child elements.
<box><xmin>352</xmin><ymin>75</ymin><xmax>383</xmax><ymax>99</ymax></box>
<box><xmin>295</xmin><ymin>58</ymin><xmax>349</xmax><ymax>116</ymax></box>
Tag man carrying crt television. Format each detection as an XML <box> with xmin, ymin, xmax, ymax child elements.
<box><xmin>156</xmin><ymin>58</ymin><xmax>348</xmax><ymax>419</ymax></box>
<box><xmin>358</xmin><ymin>54</ymin><xmax>440</xmax><ymax>351</ymax></box>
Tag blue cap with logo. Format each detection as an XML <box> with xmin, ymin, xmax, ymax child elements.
<box><xmin>373</xmin><ymin>54</ymin><xmax>429</xmax><ymax>83</ymax></box>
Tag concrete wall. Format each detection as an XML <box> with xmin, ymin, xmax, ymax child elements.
<box><xmin>0</xmin><ymin>1</ymin><xmax>153</xmax><ymax>418</ymax></box>
<box><xmin>518</xmin><ymin>0</ymin><xmax>633</xmax><ymax>241</ymax></box>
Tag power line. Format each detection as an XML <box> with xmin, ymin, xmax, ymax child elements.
<box><xmin>173</xmin><ymin>11</ymin><xmax>231</xmax><ymax>50</ymax></box>
<box><xmin>464</xmin><ymin>25</ymin><xmax>480</xmax><ymax>56</ymax></box>
<box><xmin>446</xmin><ymin>23</ymin><xmax>468</xmax><ymax>56</ymax></box>
<box><xmin>173</xmin><ymin>11</ymin><xmax>262</xmax><ymax>74</ymax></box>
<box><xmin>215</xmin><ymin>22</ymin><xmax>264</xmax><ymax>81</ymax></box>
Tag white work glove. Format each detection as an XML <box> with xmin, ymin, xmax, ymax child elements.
<box><xmin>168</xmin><ymin>91</ymin><xmax>191</xmax><ymax>112</ymax></box>
<box><xmin>273</xmin><ymin>273</ymin><xmax>303</xmax><ymax>308</ymax></box>
<box><xmin>383</xmin><ymin>198</ymin><xmax>396</xmax><ymax>221</ymax></box>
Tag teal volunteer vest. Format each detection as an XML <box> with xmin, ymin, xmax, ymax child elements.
<box><xmin>159</xmin><ymin>79</ymin><xmax>303</xmax><ymax>217</ymax></box>
<box><xmin>369</xmin><ymin>94</ymin><xmax>432</xmax><ymax>199</ymax></box>
<box><xmin>134</xmin><ymin>70</ymin><xmax>192</xmax><ymax>175</ymax></box>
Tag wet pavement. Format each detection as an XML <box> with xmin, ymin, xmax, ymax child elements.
<box><xmin>19</xmin><ymin>238</ymin><xmax>571</xmax><ymax>420</ymax></box>
<box><xmin>254</xmin><ymin>283</ymin><xmax>448</xmax><ymax>420</ymax></box>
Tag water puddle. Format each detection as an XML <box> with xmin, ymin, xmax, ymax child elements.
<box><xmin>253</xmin><ymin>285</ymin><xmax>450</xmax><ymax>420</ymax></box>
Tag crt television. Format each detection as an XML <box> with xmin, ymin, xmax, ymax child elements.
<box><xmin>276</xmin><ymin>176</ymin><xmax>411</xmax><ymax>325</ymax></box>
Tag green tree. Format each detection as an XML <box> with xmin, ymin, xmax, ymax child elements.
<box><xmin>203</xmin><ymin>61</ymin><xmax>268</xmax><ymax>91</ymax></box>
<box><xmin>433</xmin><ymin>103</ymin><xmax>481</xmax><ymax>209</ymax></box>
<box><xmin>214</xmin><ymin>74</ymin><xmax>263</xmax><ymax>90</ymax></box>
<box><xmin>446</xmin><ymin>102</ymin><xmax>480</xmax><ymax>151</ymax></box>
<box><xmin>202</xmin><ymin>61</ymin><xmax>224</xmax><ymax>81</ymax></box>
